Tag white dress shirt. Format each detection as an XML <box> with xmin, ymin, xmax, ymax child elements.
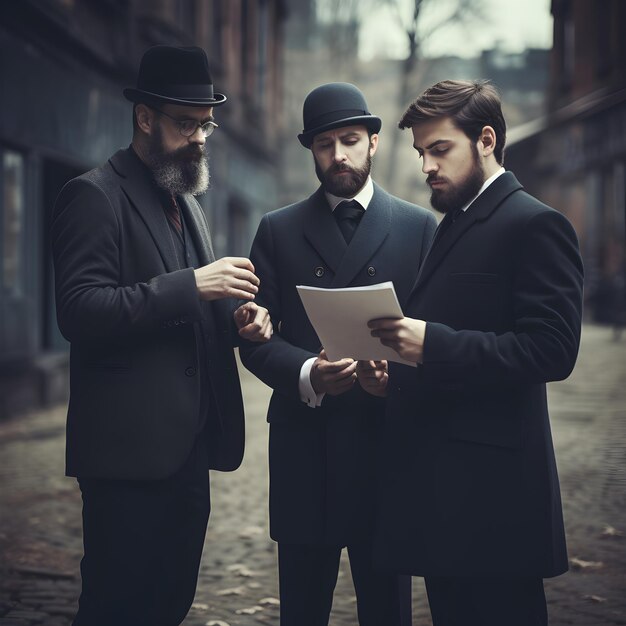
<box><xmin>460</xmin><ymin>167</ymin><xmax>505</xmax><ymax>213</ymax></box>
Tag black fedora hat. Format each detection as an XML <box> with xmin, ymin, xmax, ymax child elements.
<box><xmin>298</xmin><ymin>82</ymin><xmax>381</xmax><ymax>148</ymax></box>
<box><xmin>124</xmin><ymin>45</ymin><xmax>227</xmax><ymax>107</ymax></box>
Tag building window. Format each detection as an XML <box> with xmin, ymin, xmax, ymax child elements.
<box><xmin>2</xmin><ymin>150</ymin><xmax>25</xmax><ymax>297</ymax></box>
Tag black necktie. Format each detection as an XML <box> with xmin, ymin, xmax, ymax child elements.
<box><xmin>430</xmin><ymin>206</ymin><xmax>463</xmax><ymax>249</ymax></box>
<box><xmin>334</xmin><ymin>200</ymin><xmax>364</xmax><ymax>244</ymax></box>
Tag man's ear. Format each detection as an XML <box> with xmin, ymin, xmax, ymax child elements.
<box><xmin>135</xmin><ymin>104</ymin><xmax>154</xmax><ymax>135</ymax></box>
<box><xmin>369</xmin><ymin>133</ymin><xmax>379</xmax><ymax>157</ymax></box>
<box><xmin>479</xmin><ymin>125</ymin><xmax>496</xmax><ymax>157</ymax></box>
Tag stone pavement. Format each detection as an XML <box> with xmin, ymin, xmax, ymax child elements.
<box><xmin>0</xmin><ymin>324</ymin><xmax>624</xmax><ymax>625</ymax></box>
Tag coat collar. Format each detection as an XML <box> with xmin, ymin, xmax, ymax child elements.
<box><xmin>109</xmin><ymin>147</ymin><xmax>212</xmax><ymax>270</ymax></box>
<box><xmin>410</xmin><ymin>171</ymin><xmax>523</xmax><ymax>293</ymax></box>
<box><xmin>302</xmin><ymin>182</ymin><xmax>392</xmax><ymax>287</ymax></box>
<box><xmin>178</xmin><ymin>195</ymin><xmax>215</xmax><ymax>265</ymax></box>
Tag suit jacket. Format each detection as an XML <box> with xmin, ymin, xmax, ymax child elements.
<box><xmin>375</xmin><ymin>172</ymin><xmax>584</xmax><ymax>577</ymax></box>
<box><xmin>239</xmin><ymin>184</ymin><xmax>437</xmax><ymax>545</ymax></box>
<box><xmin>52</xmin><ymin>148</ymin><xmax>245</xmax><ymax>480</ymax></box>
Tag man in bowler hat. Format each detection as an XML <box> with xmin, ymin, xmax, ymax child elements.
<box><xmin>362</xmin><ymin>80</ymin><xmax>584</xmax><ymax>625</ymax></box>
<box><xmin>52</xmin><ymin>46</ymin><xmax>272</xmax><ymax>626</ymax></box>
<box><xmin>240</xmin><ymin>83</ymin><xmax>436</xmax><ymax>625</ymax></box>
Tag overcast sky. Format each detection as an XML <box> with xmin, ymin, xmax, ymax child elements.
<box><xmin>358</xmin><ymin>0</ymin><xmax>553</xmax><ymax>60</ymax></box>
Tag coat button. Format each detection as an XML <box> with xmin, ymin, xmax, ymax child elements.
<box><xmin>314</xmin><ymin>266</ymin><xmax>324</xmax><ymax>277</ymax></box>
<box><xmin>367</xmin><ymin>266</ymin><xmax>376</xmax><ymax>276</ymax></box>
<box><xmin>185</xmin><ymin>367</ymin><xmax>197</xmax><ymax>377</ymax></box>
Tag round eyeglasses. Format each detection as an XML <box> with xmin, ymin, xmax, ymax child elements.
<box><xmin>151</xmin><ymin>106</ymin><xmax>218</xmax><ymax>138</ymax></box>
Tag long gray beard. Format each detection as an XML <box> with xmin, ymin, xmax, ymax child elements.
<box><xmin>149</xmin><ymin>153</ymin><xmax>210</xmax><ymax>196</ymax></box>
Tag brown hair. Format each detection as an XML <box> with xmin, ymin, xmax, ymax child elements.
<box><xmin>399</xmin><ymin>79</ymin><xmax>506</xmax><ymax>165</ymax></box>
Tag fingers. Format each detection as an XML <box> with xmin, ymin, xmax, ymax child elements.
<box><xmin>310</xmin><ymin>357</ymin><xmax>357</xmax><ymax>396</ymax></box>
<box><xmin>368</xmin><ymin>318</ymin><xmax>402</xmax><ymax>331</ymax></box>
<box><xmin>316</xmin><ymin>357</ymin><xmax>356</xmax><ymax>373</ymax></box>
<box><xmin>233</xmin><ymin>302</ymin><xmax>254</xmax><ymax>329</ymax></box>
<box><xmin>225</xmin><ymin>256</ymin><xmax>256</xmax><ymax>275</ymax></box>
<box><xmin>195</xmin><ymin>257</ymin><xmax>260</xmax><ymax>301</ymax></box>
<box><xmin>236</xmin><ymin>304</ymin><xmax>273</xmax><ymax>342</ymax></box>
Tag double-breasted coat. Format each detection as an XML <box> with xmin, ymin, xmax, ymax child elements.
<box><xmin>239</xmin><ymin>184</ymin><xmax>436</xmax><ymax>545</ymax></box>
<box><xmin>52</xmin><ymin>148</ymin><xmax>245</xmax><ymax>480</ymax></box>
<box><xmin>374</xmin><ymin>172</ymin><xmax>584</xmax><ymax>577</ymax></box>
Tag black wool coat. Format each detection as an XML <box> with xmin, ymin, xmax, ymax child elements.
<box><xmin>52</xmin><ymin>148</ymin><xmax>245</xmax><ymax>480</ymax></box>
<box><xmin>239</xmin><ymin>184</ymin><xmax>437</xmax><ymax>545</ymax></box>
<box><xmin>374</xmin><ymin>172</ymin><xmax>584</xmax><ymax>577</ymax></box>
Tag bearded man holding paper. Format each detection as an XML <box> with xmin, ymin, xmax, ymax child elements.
<box><xmin>239</xmin><ymin>83</ymin><xmax>436</xmax><ymax>625</ymax></box>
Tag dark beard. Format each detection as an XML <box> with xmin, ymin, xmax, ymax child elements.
<box><xmin>143</xmin><ymin>123</ymin><xmax>210</xmax><ymax>195</ymax></box>
<box><xmin>315</xmin><ymin>151</ymin><xmax>372</xmax><ymax>197</ymax></box>
<box><xmin>429</xmin><ymin>144</ymin><xmax>484</xmax><ymax>214</ymax></box>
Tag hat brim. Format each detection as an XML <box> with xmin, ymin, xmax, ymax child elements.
<box><xmin>298</xmin><ymin>115</ymin><xmax>382</xmax><ymax>148</ymax></box>
<box><xmin>123</xmin><ymin>88</ymin><xmax>227</xmax><ymax>107</ymax></box>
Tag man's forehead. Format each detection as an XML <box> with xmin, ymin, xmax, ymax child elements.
<box><xmin>313</xmin><ymin>124</ymin><xmax>368</xmax><ymax>143</ymax></box>
<box><xmin>162</xmin><ymin>103</ymin><xmax>214</xmax><ymax>119</ymax></box>
<box><xmin>411</xmin><ymin>116</ymin><xmax>459</xmax><ymax>147</ymax></box>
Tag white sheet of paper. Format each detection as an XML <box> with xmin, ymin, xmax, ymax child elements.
<box><xmin>296</xmin><ymin>281</ymin><xmax>416</xmax><ymax>367</ymax></box>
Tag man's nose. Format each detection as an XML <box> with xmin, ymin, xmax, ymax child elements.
<box><xmin>189</xmin><ymin>126</ymin><xmax>206</xmax><ymax>146</ymax></box>
<box><xmin>332</xmin><ymin>143</ymin><xmax>347</xmax><ymax>163</ymax></box>
<box><xmin>422</xmin><ymin>155</ymin><xmax>437</xmax><ymax>174</ymax></box>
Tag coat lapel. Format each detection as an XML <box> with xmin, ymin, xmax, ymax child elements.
<box><xmin>410</xmin><ymin>171</ymin><xmax>523</xmax><ymax>295</ymax></box>
<box><xmin>330</xmin><ymin>183</ymin><xmax>391</xmax><ymax>287</ymax></box>
<box><xmin>302</xmin><ymin>187</ymin><xmax>347</xmax><ymax>275</ymax></box>
<box><xmin>178</xmin><ymin>195</ymin><xmax>216</xmax><ymax>265</ymax></box>
<box><xmin>109</xmin><ymin>148</ymin><xmax>179</xmax><ymax>273</ymax></box>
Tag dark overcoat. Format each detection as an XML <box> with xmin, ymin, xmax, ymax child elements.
<box><xmin>375</xmin><ymin>172</ymin><xmax>584</xmax><ymax>577</ymax></box>
<box><xmin>52</xmin><ymin>148</ymin><xmax>244</xmax><ymax>480</ymax></box>
<box><xmin>239</xmin><ymin>184</ymin><xmax>436</xmax><ymax>545</ymax></box>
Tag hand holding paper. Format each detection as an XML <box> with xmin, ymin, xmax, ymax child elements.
<box><xmin>368</xmin><ymin>317</ymin><xmax>426</xmax><ymax>364</ymax></box>
<box><xmin>356</xmin><ymin>360</ymin><xmax>389</xmax><ymax>397</ymax></box>
<box><xmin>296</xmin><ymin>282</ymin><xmax>416</xmax><ymax>367</ymax></box>
<box><xmin>310</xmin><ymin>349</ymin><xmax>357</xmax><ymax>396</ymax></box>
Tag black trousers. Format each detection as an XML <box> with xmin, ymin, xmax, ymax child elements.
<box><xmin>278</xmin><ymin>542</ymin><xmax>412</xmax><ymax>626</ymax></box>
<box><xmin>425</xmin><ymin>576</ymin><xmax>547</xmax><ymax>626</ymax></box>
<box><xmin>72</xmin><ymin>439</ymin><xmax>210</xmax><ymax>626</ymax></box>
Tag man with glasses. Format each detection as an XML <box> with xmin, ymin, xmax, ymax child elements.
<box><xmin>52</xmin><ymin>45</ymin><xmax>272</xmax><ymax>626</ymax></box>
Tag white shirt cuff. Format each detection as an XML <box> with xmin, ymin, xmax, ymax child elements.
<box><xmin>299</xmin><ymin>357</ymin><xmax>325</xmax><ymax>407</ymax></box>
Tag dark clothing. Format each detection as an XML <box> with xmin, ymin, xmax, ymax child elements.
<box><xmin>52</xmin><ymin>147</ymin><xmax>244</xmax><ymax>479</ymax></box>
<box><xmin>375</xmin><ymin>172</ymin><xmax>584</xmax><ymax>579</ymax></box>
<box><xmin>73</xmin><ymin>437</ymin><xmax>210</xmax><ymax>626</ymax></box>
<box><xmin>425</xmin><ymin>576</ymin><xmax>547</xmax><ymax>626</ymax></box>
<box><xmin>278</xmin><ymin>543</ymin><xmax>412</xmax><ymax>626</ymax></box>
<box><xmin>240</xmin><ymin>183</ymin><xmax>436</xmax><ymax>623</ymax></box>
<box><xmin>52</xmin><ymin>147</ymin><xmax>245</xmax><ymax>624</ymax></box>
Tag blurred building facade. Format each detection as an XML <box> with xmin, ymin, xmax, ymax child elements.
<box><xmin>0</xmin><ymin>0</ymin><xmax>287</xmax><ymax>418</ymax></box>
<box><xmin>506</xmin><ymin>0</ymin><xmax>626</xmax><ymax>323</ymax></box>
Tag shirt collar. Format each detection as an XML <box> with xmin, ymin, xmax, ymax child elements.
<box><xmin>461</xmin><ymin>167</ymin><xmax>506</xmax><ymax>213</ymax></box>
<box><xmin>325</xmin><ymin>176</ymin><xmax>374</xmax><ymax>212</ymax></box>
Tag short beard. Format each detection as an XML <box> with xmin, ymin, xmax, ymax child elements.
<box><xmin>143</xmin><ymin>123</ymin><xmax>210</xmax><ymax>196</ymax></box>
<box><xmin>315</xmin><ymin>150</ymin><xmax>372</xmax><ymax>197</ymax></box>
<box><xmin>429</xmin><ymin>143</ymin><xmax>484</xmax><ymax>214</ymax></box>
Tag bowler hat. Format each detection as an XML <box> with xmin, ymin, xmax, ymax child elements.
<box><xmin>298</xmin><ymin>82</ymin><xmax>381</xmax><ymax>148</ymax></box>
<box><xmin>124</xmin><ymin>45</ymin><xmax>227</xmax><ymax>107</ymax></box>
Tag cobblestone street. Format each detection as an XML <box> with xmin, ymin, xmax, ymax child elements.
<box><xmin>0</xmin><ymin>324</ymin><xmax>625</xmax><ymax>625</ymax></box>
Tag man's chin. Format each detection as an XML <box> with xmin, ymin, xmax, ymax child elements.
<box><xmin>430</xmin><ymin>190</ymin><xmax>451</xmax><ymax>213</ymax></box>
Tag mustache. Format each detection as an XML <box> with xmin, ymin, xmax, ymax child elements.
<box><xmin>328</xmin><ymin>162</ymin><xmax>356</xmax><ymax>175</ymax></box>
<box><xmin>427</xmin><ymin>175</ymin><xmax>446</xmax><ymax>186</ymax></box>
<box><xmin>169</xmin><ymin>143</ymin><xmax>205</xmax><ymax>161</ymax></box>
